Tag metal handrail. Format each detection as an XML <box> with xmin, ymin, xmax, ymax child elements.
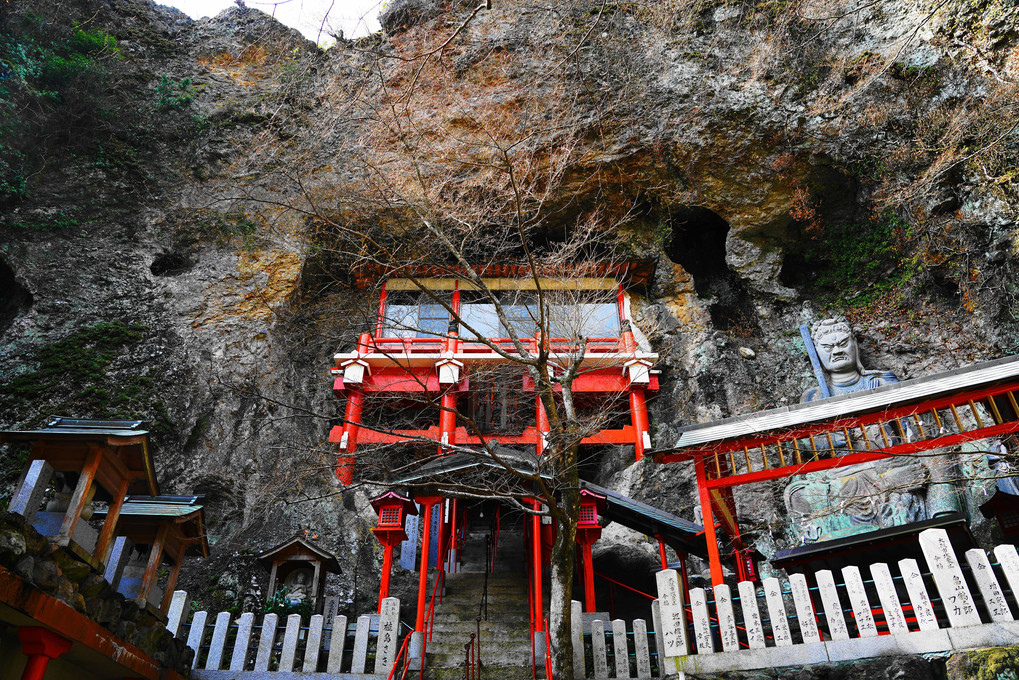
<box><xmin>386</xmin><ymin>632</ymin><xmax>413</xmax><ymax>680</ymax></box>
<box><xmin>543</xmin><ymin>618</ymin><xmax>553</xmax><ymax>680</ymax></box>
<box><xmin>479</xmin><ymin>535</ymin><xmax>490</xmax><ymax>621</ymax></box>
<box><xmin>593</xmin><ymin>570</ymin><xmax>657</xmax><ymax>601</ymax></box>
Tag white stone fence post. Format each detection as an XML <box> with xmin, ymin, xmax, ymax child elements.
<box><xmin>168</xmin><ymin>595</ymin><xmax>404</xmax><ymax>678</ymax></box>
<box><xmin>633</xmin><ymin>530</ymin><xmax>1019</xmax><ymax>676</ymax></box>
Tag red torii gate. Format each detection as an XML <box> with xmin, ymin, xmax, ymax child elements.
<box><xmin>652</xmin><ymin>355</ymin><xmax>1019</xmax><ymax>586</ymax></box>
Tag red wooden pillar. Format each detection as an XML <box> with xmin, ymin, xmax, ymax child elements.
<box><xmin>695</xmin><ymin>457</ymin><xmax>725</xmax><ymax>587</ymax></box>
<box><xmin>581</xmin><ymin>541</ymin><xmax>596</xmax><ymax>612</ymax></box>
<box><xmin>414</xmin><ymin>497</ymin><xmax>440</xmax><ymax>632</ymax></box>
<box><xmin>629</xmin><ymin>388</ymin><xmax>650</xmax><ymax>461</ymax></box>
<box><xmin>379</xmin><ymin>543</ymin><xmax>395</xmax><ymax>612</ymax></box>
<box><xmin>535</xmin><ymin>397</ymin><xmax>549</xmax><ymax>456</ymax></box>
<box><xmin>18</xmin><ymin>628</ymin><xmax>71</xmax><ymax>680</ymax></box>
<box><xmin>529</xmin><ymin>498</ymin><xmax>544</xmax><ymax>636</ymax></box>
<box><xmin>656</xmin><ymin>535</ymin><xmax>668</xmax><ymax>570</ymax></box>
<box><xmin>337</xmin><ymin>388</ymin><xmax>364</xmax><ymax>485</ymax></box>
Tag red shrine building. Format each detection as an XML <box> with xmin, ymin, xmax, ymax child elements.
<box><xmin>328</xmin><ymin>262</ymin><xmax>708</xmax><ymax>668</ymax></box>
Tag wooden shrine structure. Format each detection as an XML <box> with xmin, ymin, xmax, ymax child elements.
<box><xmin>651</xmin><ymin>354</ymin><xmax>1019</xmax><ymax>587</ymax></box>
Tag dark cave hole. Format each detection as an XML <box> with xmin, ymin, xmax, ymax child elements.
<box><xmin>151</xmin><ymin>250</ymin><xmax>193</xmax><ymax>276</ymax></box>
<box><xmin>0</xmin><ymin>258</ymin><xmax>33</xmax><ymax>337</ymax></box>
<box><xmin>778</xmin><ymin>251</ymin><xmax>809</xmax><ymax>289</ymax></box>
<box><xmin>665</xmin><ymin>207</ymin><xmax>758</xmax><ymax>335</ymax></box>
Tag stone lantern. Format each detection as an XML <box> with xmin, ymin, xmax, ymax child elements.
<box><xmin>370</xmin><ymin>491</ymin><xmax>419</xmax><ymax>611</ymax></box>
<box><xmin>575</xmin><ymin>489</ymin><xmax>606</xmax><ymax>612</ymax></box>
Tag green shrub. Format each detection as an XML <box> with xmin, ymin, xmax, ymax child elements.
<box><xmin>155</xmin><ymin>74</ymin><xmax>195</xmax><ymax>111</ymax></box>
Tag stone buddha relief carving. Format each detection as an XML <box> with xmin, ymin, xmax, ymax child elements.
<box><xmin>784</xmin><ymin>316</ymin><xmax>961</xmax><ymax>545</ymax></box>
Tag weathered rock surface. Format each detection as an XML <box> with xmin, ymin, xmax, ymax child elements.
<box><xmin>1</xmin><ymin>0</ymin><xmax>1017</xmax><ymax>617</ymax></box>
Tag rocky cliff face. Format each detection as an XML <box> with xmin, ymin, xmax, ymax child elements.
<box><xmin>2</xmin><ymin>0</ymin><xmax>1018</xmax><ymax>613</ymax></box>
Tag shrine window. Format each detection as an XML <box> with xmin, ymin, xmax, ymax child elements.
<box><xmin>382</xmin><ymin>292</ymin><xmax>451</xmax><ymax>338</ymax></box>
<box><xmin>380</xmin><ymin>283</ymin><xmax>621</xmax><ymax>341</ymax></box>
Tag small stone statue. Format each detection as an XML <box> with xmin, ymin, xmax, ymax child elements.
<box><xmin>802</xmin><ymin>316</ymin><xmax>898</xmax><ymax>402</ymax></box>
<box><xmin>285</xmin><ymin>570</ymin><xmax>311</xmax><ymax>604</ymax></box>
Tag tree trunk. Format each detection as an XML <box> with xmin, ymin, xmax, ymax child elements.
<box><xmin>549</xmin><ymin>467</ymin><xmax>581</xmax><ymax>680</ymax></box>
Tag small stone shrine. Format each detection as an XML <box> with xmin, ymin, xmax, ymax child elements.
<box><xmin>1</xmin><ymin>417</ymin><xmax>160</xmax><ymax>570</ymax></box>
<box><xmin>257</xmin><ymin>534</ymin><xmax>341</xmax><ymax>614</ymax></box>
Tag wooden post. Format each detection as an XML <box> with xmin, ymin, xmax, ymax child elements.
<box><xmin>160</xmin><ymin>544</ymin><xmax>187</xmax><ymax>613</ymax></box>
<box><xmin>95</xmin><ymin>476</ymin><xmax>130</xmax><ymax>564</ymax></box>
<box><xmin>530</xmin><ymin>499</ymin><xmax>544</xmax><ymax>636</ymax></box>
<box><xmin>582</xmin><ymin>541</ymin><xmax>596</xmax><ymax>612</ymax></box>
<box><xmin>695</xmin><ymin>457</ymin><xmax>724</xmax><ymax>587</ymax></box>
<box><xmin>379</xmin><ymin>543</ymin><xmax>394</xmax><ymax>612</ymax></box>
<box><xmin>57</xmin><ymin>447</ymin><xmax>102</xmax><ymax>547</ymax></box>
<box><xmin>137</xmin><ymin>523</ymin><xmax>169</xmax><ymax>607</ymax></box>
<box><xmin>415</xmin><ymin>499</ymin><xmax>437</xmax><ymax>632</ymax></box>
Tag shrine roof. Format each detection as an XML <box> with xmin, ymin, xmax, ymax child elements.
<box><xmin>580</xmin><ymin>481</ymin><xmax>707</xmax><ymax>557</ymax></box>
<box><xmin>651</xmin><ymin>354</ymin><xmax>1019</xmax><ymax>455</ymax></box>
<box><xmin>351</xmin><ymin>259</ymin><xmax>657</xmax><ymax>291</ymax></box>
<box><xmin>116</xmin><ymin>495</ymin><xmax>204</xmax><ymax>517</ymax></box>
<box><xmin>94</xmin><ymin>495</ymin><xmax>209</xmax><ymax>557</ymax></box>
<box><xmin>0</xmin><ymin>416</ymin><xmax>158</xmax><ymax>496</ymax></box>
<box><xmin>392</xmin><ymin>450</ymin><xmax>550</xmax><ymax>485</ymax></box>
<box><xmin>257</xmin><ymin>535</ymin><xmax>342</xmax><ymax>573</ymax></box>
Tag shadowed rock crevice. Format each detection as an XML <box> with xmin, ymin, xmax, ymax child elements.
<box><xmin>665</xmin><ymin>207</ymin><xmax>758</xmax><ymax>335</ymax></box>
<box><xmin>0</xmin><ymin>258</ymin><xmax>33</xmax><ymax>338</ymax></box>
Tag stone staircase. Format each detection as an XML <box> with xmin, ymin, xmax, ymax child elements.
<box><xmin>424</xmin><ymin>528</ymin><xmax>543</xmax><ymax>680</ymax></box>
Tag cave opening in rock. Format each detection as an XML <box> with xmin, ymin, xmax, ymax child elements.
<box><xmin>0</xmin><ymin>258</ymin><xmax>32</xmax><ymax>338</ymax></box>
<box><xmin>665</xmin><ymin>207</ymin><xmax>757</xmax><ymax>335</ymax></box>
<box><xmin>151</xmin><ymin>250</ymin><xmax>193</xmax><ymax>276</ymax></box>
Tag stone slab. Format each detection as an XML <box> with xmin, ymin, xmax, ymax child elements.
<box><xmin>633</xmin><ymin>618</ymin><xmax>652</xmax><ymax>679</ymax></box>
<box><xmin>351</xmin><ymin>614</ymin><xmax>371</xmax><ymax>674</ymax></box>
<box><xmin>762</xmin><ymin>577</ymin><xmax>792</xmax><ymax>647</ymax></box>
<box><xmin>965</xmin><ymin>548</ymin><xmax>1012</xmax><ymax>621</ymax></box>
<box><xmin>841</xmin><ymin>566</ymin><xmax>877</xmax><ymax>638</ymax></box>
<box><xmin>654</xmin><ymin>569</ymin><xmax>688</xmax><ymax>656</ymax></box>
<box><xmin>714</xmin><ymin>584</ymin><xmax>739</xmax><ymax>652</ymax></box>
<box><xmin>229</xmin><ymin>612</ymin><xmax>255</xmax><ymax>671</ymax></box>
<box><xmin>677</xmin><ymin>640</ymin><xmax>829</xmax><ymax>674</ymax></box>
<box><xmin>993</xmin><ymin>544</ymin><xmax>1019</xmax><ymax>603</ymax></box>
<box><xmin>166</xmin><ymin>591</ymin><xmax>192</xmax><ymax>638</ymax></box>
<box><xmin>612</xmin><ymin>619</ymin><xmax>629</xmax><ymax>678</ymax></box>
<box><xmin>946</xmin><ymin>620</ymin><xmax>1019</xmax><ymax>650</ymax></box>
<box><xmin>374</xmin><ymin>598</ymin><xmax>400</xmax><ymax>673</ymax></box>
<box><xmin>571</xmin><ymin>600</ymin><xmax>585</xmax><ymax>679</ymax></box>
<box><xmin>790</xmin><ymin>573</ymin><xmax>820</xmax><ymax>643</ymax></box>
<box><xmin>187</xmin><ymin>611</ymin><xmax>209</xmax><ymax>669</ymax></box>
<box><xmin>206</xmin><ymin>611</ymin><xmax>232</xmax><ymax>670</ymax></box>
<box><xmin>591</xmin><ymin>619</ymin><xmax>608</xmax><ymax>679</ymax></box>
<box><xmin>869</xmin><ymin>563</ymin><xmax>908</xmax><ymax>635</ymax></box>
<box><xmin>254</xmin><ymin>613</ymin><xmax>278</xmax><ymax>671</ymax></box>
<box><xmin>919</xmin><ymin>527</ymin><xmax>980</xmax><ymax>627</ymax></box>
<box><xmin>815</xmin><ymin>570</ymin><xmax>849</xmax><ymax>640</ymax></box>
<box><xmin>690</xmin><ymin>588</ymin><xmax>715</xmax><ymax>654</ymax></box>
<box><xmin>304</xmin><ymin>614</ymin><xmax>325</xmax><ymax>672</ymax></box>
<box><xmin>279</xmin><ymin>614</ymin><xmax>302</xmax><ymax>671</ymax></box>
<box><xmin>898</xmin><ymin>558</ymin><xmax>939</xmax><ymax>630</ymax></box>
<box><xmin>737</xmin><ymin>581</ymin><xmax>766</xmax><ymax>650</ymax></box>
<box><xmin>327</xmin><ymin>615</ymin><xmax>349</xmax><ymax>673</ymax></box>
<box><xmin>9</xmin><ymin>460</ymin><xmax>53</xmax><ymax>525</ymax></box>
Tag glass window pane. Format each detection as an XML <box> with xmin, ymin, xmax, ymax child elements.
<box><xmin>549</xmin><ymin>302</ymin><xmax>619</xmax><ymax>338</ymax></box>
<box><xmin>460</xmin><ymin>302</ymin><xmax>500</xmax><ymax>339</ymax></box>
<box><xmin>383</xmin><ymin>303</ymin><xmax>417</xmax><ymax>338</ymax></box>
<box><xmin>417</xmin><ymin>303</ymin><xmax>449</xmax><ymax>337</ymax></box>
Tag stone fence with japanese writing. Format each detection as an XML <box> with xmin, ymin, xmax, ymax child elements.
<box><xmin>648</xmin><ymin>528</ymin><xmax>1019</xmax><ymax>676</ymax></box>
<box><xmin>165</xmin><ymin>593</ymin><xmax>404</xmax><ymax>678</ymax></box>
